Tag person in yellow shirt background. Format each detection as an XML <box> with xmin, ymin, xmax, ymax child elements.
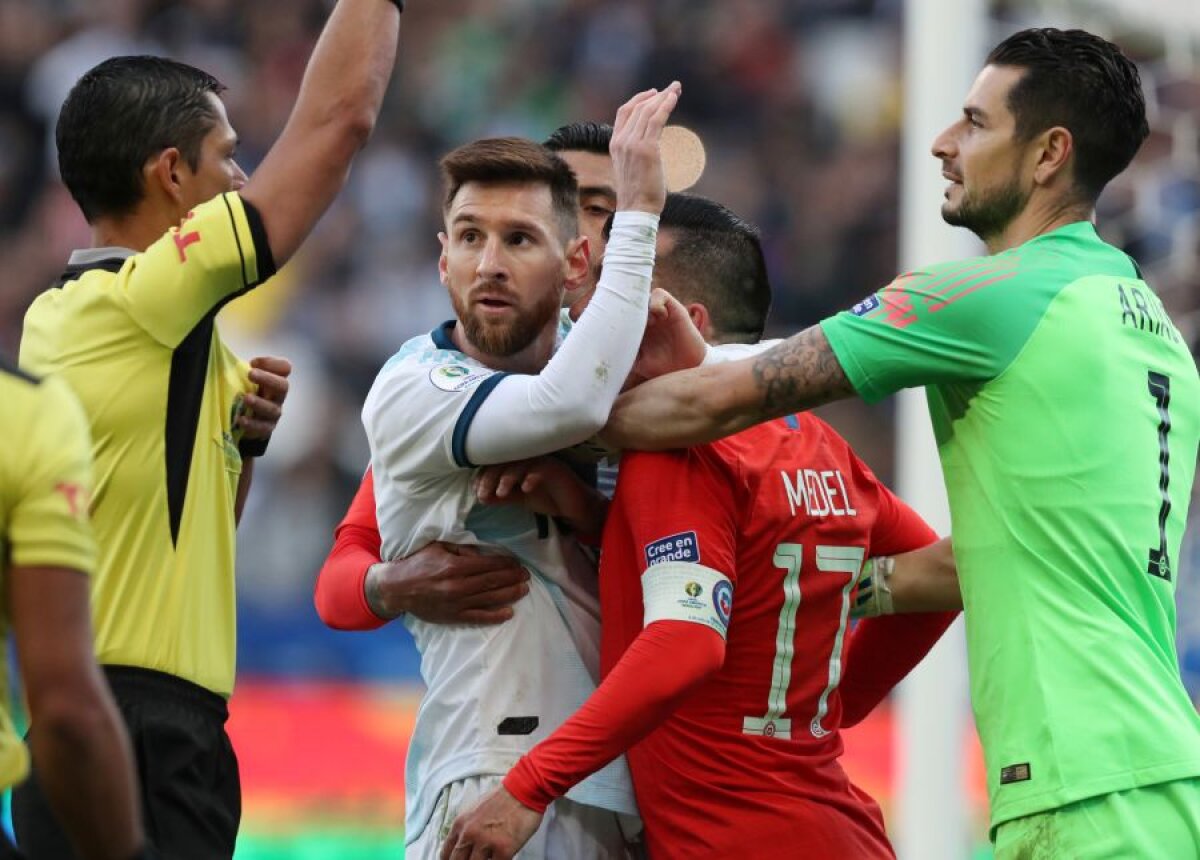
<box><xmin>0</xmin><ymin>358</ymin><xmax>149</xmax><ymax>860</ymax></box>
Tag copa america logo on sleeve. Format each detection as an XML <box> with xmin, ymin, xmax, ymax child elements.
<box><xmin>713</xmin><ymin>580</ymin><xmax>732</xmax><ymax>627</ymax></box>
<box><xmin>850</xmin><ymin>295</ymin><xmax>880</xmax><ymax>316</ymax></box>
<box><xmin>429</xmin><ymin>363</ymin><xmax>494</xmax><ymax>393</ymax></box>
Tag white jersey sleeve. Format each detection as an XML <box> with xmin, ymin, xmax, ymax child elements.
<box><xmin>362</xmin><ymin>327</ymin><xmax>498</xmax><ymax>560</ymax></box>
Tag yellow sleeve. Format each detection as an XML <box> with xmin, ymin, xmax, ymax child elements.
<box><xmin>9</xmin><ymin>377</ymin><xmax>97</xmax><ymax>574</ymax></box>
<box><xmin>120</xmin><ymin>192</ymin><xmax>276</xmax><ymax>347</ymax></box>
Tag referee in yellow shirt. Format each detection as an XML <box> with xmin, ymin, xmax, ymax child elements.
<box><xmin>0</xmin><ymin>358</ymin><xmax>149</xmax><ymax>860</ymax></box>
<box><xmin>16</xmin><ymin>1</ymin><xmax>404</xmax><ymax>857</ymax></box>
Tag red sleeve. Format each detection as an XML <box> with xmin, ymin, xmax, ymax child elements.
<box><xmin>313</xmin><ymin>467</ymin><xmax>387</xmax><ymax>631</ymax></box>
<box><xmin>504</xmin><ymin>445</ymin><xmax>739</xmax><ymax>811</ymax></box>
<box><xmin>839</xmin><ymin>454</ymin><xmax>958</xmax><ymax>726</ymax></box>
<box><xmin>504</xmin><ymin>620</ymin><xmax>724</xmax><ymax>812</ymax></box>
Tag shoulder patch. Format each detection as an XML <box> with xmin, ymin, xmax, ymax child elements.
<box><xmin>645</xmin><ymin>530</ymin><xmax>700</xmax><ymax>568</ymax></box>
<box><xmin>850</xmin><ymin>295</ymin><xmax>880</xmax><ymax>316</ymax></box>
<box><xmin>713</xmin><ymin>579</ymin><xmax>733</xmax><ymax>627</ymax></box>
<box><xmin>428</xmin><ymin>363</ymin><xmax>494</xmax><ymax>393</ymax></box>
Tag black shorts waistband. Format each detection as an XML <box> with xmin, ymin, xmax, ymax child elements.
<box><xmin>102</xmin><ymin>665</ymin><xmax>229</xmax><ymax>720</ymax></box>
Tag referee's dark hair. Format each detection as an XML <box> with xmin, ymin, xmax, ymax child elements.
<box><xmin>543</xmin><ymin>122</ymin><xmax>612</xmax><ymax>155</ymax></box>
<box><xmin>57</xmin><ymin>56</ymin><xmax>225</xmax><ymax>223</ymax></box>
<box><xmin>656</xmin><ymin>193</ymin><xmax>772</xmax><ymax>345</ymax></box>
<box><xmin>987</xmin><ymin>28</ymin><xmax>1149</xmax><ymax>202</ymax></box>
<box><xmin>440</xmin><ymin>137</ymin><xmax>580</xmax><ymax>242</ymax></box>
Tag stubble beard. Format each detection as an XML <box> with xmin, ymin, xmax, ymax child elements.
<box><xmin>942</xmin><ymin>175</ymin><xmax>1029</xmax><ymax>245</ymax></box>
<box><xmin>452</xmin><ymin>283</ymin><xmax>563</xmax><ymax>358</ymax></box>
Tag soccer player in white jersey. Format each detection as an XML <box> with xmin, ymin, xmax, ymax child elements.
<box><xmin>361</xmin><ymin>85</ymin><xmax>680</xmax><ymax>858</ymax></box>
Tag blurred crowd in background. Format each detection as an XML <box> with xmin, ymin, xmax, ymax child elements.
<box><xmin>1</xmin><ymin>0</ymin><xmax>1197</xmax><ymax>695</ymax></box>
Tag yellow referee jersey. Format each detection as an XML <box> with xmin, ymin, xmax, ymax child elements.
<box><xmin>0</xmin><ymin>361</ymin><xmax>96</xmax><ymax>789</ymax></box>
<box><xmin>20</xmin><ymin>192</ymin><xmax>276</xmax><ymax>697</ymax></box>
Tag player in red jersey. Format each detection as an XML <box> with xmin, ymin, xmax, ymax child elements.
<box><xmin>439</xmin><ymin>194</ymin><xmax>956</xmax><ymax>860</ymax></box>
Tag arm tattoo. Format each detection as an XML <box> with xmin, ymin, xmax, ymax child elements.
<box><xmin>750</xmin><ymin>325</ymin><xmax>854</xmax><ymax>418</ymax></box>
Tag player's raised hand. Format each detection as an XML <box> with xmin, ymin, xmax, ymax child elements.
<box><xmin>610</xmin><ymin>81</ymin><xmax>682</xmax><ymax>215</ymax></box>
<box><xmin>440</xmin><ymin>786</ymin><xmax>543</xmax><ymax>860</ymax></box>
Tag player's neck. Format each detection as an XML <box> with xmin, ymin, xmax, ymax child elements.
<box><xmin>90</xmin><ymin>204</ymin><xmax>180</xmax><ymax>253</ymax></box>
<box><xmin>983</xmin><ymin>195</ymin><xmax>1094</xmax><ymax>255</ymax></box>
<box><xmin>450</xmin><ymin>322</ymin><xmax>558</xmax><ymax>375</ymax></box>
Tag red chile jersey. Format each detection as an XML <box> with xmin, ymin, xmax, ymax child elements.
<box><xmin>600</xmin><ymin>413</ymin><xmax>936</xmax><ymax>856</ymax></box>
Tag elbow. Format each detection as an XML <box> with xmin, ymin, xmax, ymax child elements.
<box><xmin>319</xmin><ymin>97</ymin><xmax>378</xmax><ymax>159</ymax></box>
<box><xmin>341</xmin><ymin>106</ymin><xmax>377</xmax><ymax>151</ymax></box>
<box><xmin>312</xmin><ymin>576</ymin><xmax>340</xmax><ymax>629</ymax></box>
<box><xmin>30</xmin><ymin>686</ymin><xmax>114</xmax><ymax>757</ymax></box>
<box><xmin>541</xmin><ymin>400</ymin><xmax>611</xmax><ymax>450</ymax></box>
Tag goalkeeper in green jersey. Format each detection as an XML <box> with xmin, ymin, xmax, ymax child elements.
<box><xmin>607</xmin><ymin>27</ymin><xmax>1200</xmax><ymax>860</ymax></box>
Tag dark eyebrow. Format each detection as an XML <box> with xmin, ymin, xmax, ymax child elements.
<box><xmin>451</xmin><ymin>213</ymin><xmax>549</xmax><ymax>237</ymax></box>
<box><xmin>578</xmin><ymin>185</ymin><xmax>617</xmax><ymax>202</ymax></box>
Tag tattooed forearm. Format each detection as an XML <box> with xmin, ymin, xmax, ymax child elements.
<box><xmin>750</xmin><ymin>325</ymin><xmax>854</xmax><ymax>417</ymax></box>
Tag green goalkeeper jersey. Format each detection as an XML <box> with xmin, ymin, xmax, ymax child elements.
<box><xmin>822</xmin><ymin>220</ymin><xmax>1200</xmax><ymax>829</ymax></box>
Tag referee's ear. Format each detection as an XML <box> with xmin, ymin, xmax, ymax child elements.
<box><xmin>144</xmin><ymin>146</ymin><xmax>187</xmax><ymax>216</ymax></box>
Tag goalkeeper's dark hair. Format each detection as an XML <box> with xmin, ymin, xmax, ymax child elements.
<box><xmin>987</xmin><ymin>28</ymin><xmax>1148</xmax><ymax>202</ymax></box>
<box><xmin>657</xmin><ymin>193</ymin><xmax>772</xmax><ymax>345</ymax></box>
<box><xmin>543</xmin><ymin>121</ymin><xmax>612</xmax><ymax>155</ymax></box>
<box><xmin>56</xmin><ymin>55</ymin><xmax>225</xmax><ymax>222</ymax></box>
<box><xmin>440</xmin><ymin>137</ymin><xmax>579</xmax><ymax>241</ymax></box>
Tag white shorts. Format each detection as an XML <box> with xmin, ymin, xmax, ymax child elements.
<box><xmin>406</xmin><ymin>774</ymin><xmax>638</xmax><ymax>859</ymax></box>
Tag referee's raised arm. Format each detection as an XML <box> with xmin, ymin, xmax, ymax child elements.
<box><xmin>240</xmin><ymin>0</ymin><xmax>402</xmax><ymax>267</ymax></box>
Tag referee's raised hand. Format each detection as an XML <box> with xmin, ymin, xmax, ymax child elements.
<box><xmin>610</xmin><ymin>81</ymin><xmax>681</xmax><ymax>216</ymax></box>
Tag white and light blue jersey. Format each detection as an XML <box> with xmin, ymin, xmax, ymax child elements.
<box><xmin>362</xmin><ymin>317</ymin><xmax>639</xmax><ymax>846</ymax></box>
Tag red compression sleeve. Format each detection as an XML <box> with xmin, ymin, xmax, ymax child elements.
<box><xmin>313</xmin><ymin>468</ymin><xmax>387</xmax><ymax>630</ymax></box>
<box><xmin>504</xmin><ymin>620</ymin><xmax>725</xmax><ymax>812</ymax></box>
<box><xmin>839</xmin><ymin>611</ymin><xmax>958</xmax><ymax>726</ymax></box>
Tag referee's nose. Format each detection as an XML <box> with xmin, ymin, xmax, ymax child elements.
<box><xmin>231</xmin><ymin>161</ymin><xmax>249</xmax><ymax>192</ymax></box>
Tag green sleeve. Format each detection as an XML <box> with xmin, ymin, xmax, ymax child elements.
<box><xmin>821</xmin><ymin>254</ymin><xmax>1049</xmax><ymax>403</ymax></box>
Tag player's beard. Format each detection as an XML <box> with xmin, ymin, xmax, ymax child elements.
<box><xmin>453</xmin><ymin>282</ymin><xmax>563</xmax><ymax>358</ymax></box>
<box><xmin>942</xmin><ymin>174</ymin><xmax>1029</xmax><ymax>244</ymax></box>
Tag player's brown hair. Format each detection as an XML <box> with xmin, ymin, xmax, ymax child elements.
<box><xmin>440</xmin><ymin>137</ymin><xmax>580</xmax><ymax>240</ymax></box>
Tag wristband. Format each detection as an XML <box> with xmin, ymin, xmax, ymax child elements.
<box><xmin>239</xmin><ymin>436</ymin><xmax>270</xmax><ymax>458</ymax></box>
<box><xmin>851</xmin><ymin>555</ymin><xmax>895</xmax><ymax>618</ymax></box>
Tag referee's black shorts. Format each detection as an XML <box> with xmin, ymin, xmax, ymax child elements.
<box><xmin>13</xmin><ymin>666</ymin><xmax>240</xmax><ymax>860</ymax></box>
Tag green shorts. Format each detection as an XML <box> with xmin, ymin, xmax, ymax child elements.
<box><xmin>994</xmin><ymin>778</ymin><xmax>1200</xmax><ymax>860</ymax></box>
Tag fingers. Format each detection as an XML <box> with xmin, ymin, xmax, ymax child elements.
<box><xmin>435</xmin><ymin>549</ymin><xmax>529</xmax><ymax>581</ymax></box>
<box><xmin>241</xmin><ymin>393</ymin><xmax>282</xmax><ymax>422</ymax></box>
<box><xmin>457</xmin><ymin>580</ymin><xmax>529</xmax><ymax>611</ymax></box>
<box><xmin>613</xmin><ymin>87</ymin><xmax>659</xmax><ymax>136</ymax></box>
<box><xmin>474</xmin><ymin>460</ymin><xmax>538</xmax><ymax>502</ymax></box>
<box><xmin>249</xmin><ymin>355</ymin><xmax>293</xmax><ymax>376</ymax></box>
<box><xmin>628</xmin><ymin>82</ymin><xmax>681</xmax><ymax>142</ymax></box>
<box><xmin>237</xmin><ymin>391</ymin><xmax>284</xmax><ymax>438</ymax></box>
<box><xmin>647</xmin><ymin>288</ymin><xmax>670</xmax><ymax>321</ymax></box>
<box><xmin>453</xmin><ymin>606</ymin><xmax>517</xmax><ymax>625</ymax></box>
<box><xmin>248</xmin><ymin>367</ymin><xmax>290</xmax><ymax>404</ymax></box>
